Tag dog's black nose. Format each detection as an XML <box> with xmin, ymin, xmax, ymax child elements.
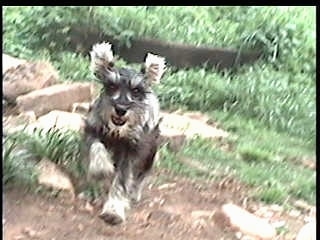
<box><xmin>115</xmin><ymin>105</ymin><xmax>127</xmax><ymax>116</ymax></box>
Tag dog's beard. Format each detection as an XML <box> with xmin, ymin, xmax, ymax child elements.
<box><xmin>107</xmin><ymin>110</ymin><xmax>146</xmax><ymax>142</ymax></box>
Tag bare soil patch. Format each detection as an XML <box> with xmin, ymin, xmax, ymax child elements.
<box><xmin>3</xmin><ymin>169</ymin><xmax>309</xmax><ymax>240</ymax></box>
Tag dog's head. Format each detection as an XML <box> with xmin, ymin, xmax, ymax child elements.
<box><xmin>90</xmin><ymin>42</ymin><xmax>166</xmax><ymax>141</ymax></box>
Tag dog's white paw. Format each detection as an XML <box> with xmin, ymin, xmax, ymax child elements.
<box><xmin>99</xmin><ymin>198</ymin><xmax>129</xmax><ymax>225</ymax></box>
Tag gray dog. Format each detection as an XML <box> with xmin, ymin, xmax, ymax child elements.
<box><xmin>83</xmin><ymin>42</ymin><xmax>166</xmax><ymax>225</ymax></box>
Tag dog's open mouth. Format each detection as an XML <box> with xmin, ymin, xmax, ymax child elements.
<box><xmin>111</xmin><ymin>115</ymin><xmax>127</xmax><ymax>126</ymax></box>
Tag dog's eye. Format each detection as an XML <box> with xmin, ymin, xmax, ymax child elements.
<box><xmin>108</xmin><ymin>83</ymin><xmax>118</xmax><ymax>91</ymax></box>
<box><xmin>131</xmin><ymin>87</ymin><xmax>141</xmax><ymax>95</ymax></box>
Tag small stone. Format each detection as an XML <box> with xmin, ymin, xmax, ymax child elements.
<box><xmin>191</xmin><ymin>210</ymin><xmax>215</xmax><ymax>220</ymax></box>
<box><xmin>269</xmin><ymin>204</ymin><xmax>284</xmax><ymax>212</ymax></box>
<box><xmin>92</xmin><ymin>197</ymin><xmax>104</xmax><ymax>208</ymax></box>
<box><xmin>235</xmin><ymin>231</ymin><xmax>242</xmax><ymax>239</ymax></box>
<box><xmin>13</xmin><ymin>235</ymin><xmax>25</xmax><ymax>240</ymax></box>
<box><xmin>22</xmin><ymin>227</ymin><xmax>37</xmax><ymax>237</ymax></box>
<box><xmin>78</xmin><ymin>223</ymin><xmax>84</xmax><ymax>231</ymax></box>
<box><xmin>293</xmin><ymin>200</ymin><xmax>313</xmax><ymax>211</ymax></box>
<box><xmin>77</xmin><ymin>192</ymin><xmax>90</xmax><ymax>201</ymax></box>
<box><xmin>295</xmin><ymin>221</ymin><xmax>316</xmax><ymax>240</ymax></box>
<box><xmin>221</xmin><ymin>203</ymin><xmax>276</xmax><ymax>240</ymax></box>
<box><xmin>241</xmin><ymin>236</ymin><xmax>257</xmax><ymax>240</ymax></box>
<box><xmin>254</xmin><ymin>206</ymin><xmax>274</xmax><ymax>218</ymax></box>
<box><xmin>159</xmin><ymin>198</ymin><xmax>166</xmax><ymax>206</ymax></box>
<box><xmin>304</xmin><ymin>216</ymin><xmax>315</xmax><ymax>223</ymax></box>
<box><xmin>192</xmin><ymin>218</ymin><xmax>207</xmax><ymax>230</ymax></box>
<box><xmin>157</xmin><ymin>183</ymin><xmax>177</xmax><ymax>190</ymax></box>
<box><xmin>84</xmin><ymin>201</ymin><xmax>94</xmax><ymax>214</ymax></box>
<box><xmin>288</xmin><ymin>209</ymin><xmax>301</xmax><ymax>218</ymax></box>
<box><xmin>271</xmin><ymin>220</ymin><xmax>286</xmax><ymax>229</ymax></box>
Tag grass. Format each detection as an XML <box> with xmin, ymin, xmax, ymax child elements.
<box><xmin>3</xmin><ymin>135</ymin><xmax>38</xmax><ymax>188</ymax></box>
<box><xmin>158</xmin><ymin>122</ymin><xmax>315</xmax><ymax>205</ymax></box>
<box><xmin>4</xmin><ymin>127</ymin><xmax>85</xmax><ymax>180</ymax></box>
<box><xmin>2</xmin><ymin>6</ymin><xmax>316</xmax><ymax>206</ymax></box>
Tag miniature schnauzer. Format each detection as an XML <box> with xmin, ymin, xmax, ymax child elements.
<box><xmin>83</xmin><ymin>42</ymin><xmax>166</xmax><ymax>225</ymax></box>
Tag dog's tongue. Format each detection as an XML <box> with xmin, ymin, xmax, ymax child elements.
<box><xmin>111</xmin><ymin>116</ymin><xmax>126</xmax><ymax>126</ymax></box>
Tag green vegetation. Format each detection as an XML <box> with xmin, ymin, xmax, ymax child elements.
<box><xmin>4</xmin><ymin>128</ymin><xmax>85</xmax><ymax>183</ymax></box>
<box><xmin>3</xmin><ymin>135</ymin><xmax>38</xmax><ymax>188</ymax></box>
<box><xmin>3</xmin><ymin>6</ymin><xmax>315</xmax><ymax>205</ymax></box>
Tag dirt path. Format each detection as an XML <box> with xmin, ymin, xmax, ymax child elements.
<box><xmin>3</xmin><ymin>169</ymin><xmax>308</xmax><ymax>240</ymax></box>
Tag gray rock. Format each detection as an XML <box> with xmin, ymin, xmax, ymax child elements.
<box><xmin>3</xmin><ymin>60</ymin><xmax>58</xmax><ymax>101</ymax></box>
<box><xmin>16</xmin><ymin>83</ymin><xmax>91</xmax><ymax>117</ymax></box>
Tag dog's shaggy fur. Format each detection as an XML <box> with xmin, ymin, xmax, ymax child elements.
<box><xmin>83</xmin><ymin>42</ymin><xmax>166</xmax><ymax>225</ymax></box>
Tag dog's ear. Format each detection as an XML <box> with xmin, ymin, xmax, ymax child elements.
<box><xmin>143</xmin><ymin>53</ymin><xmax>166</xmax><ymax>85</ymax></box>
<box><xmin>90</xmin><ymin>42</ymin><xmax>117</xmax><ymax>82</ymax></box>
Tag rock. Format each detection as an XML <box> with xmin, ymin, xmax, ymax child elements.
<box><xmin>3</xmin><ymin>61</ymin><xmax>58</xmax><ymax>101</ymax></box>
<box><xmin>191</xmin><ymin>210</ymin><xmax>215</xmax><ymax>220</ymax></box>
<box><xmin>16</xmin><ymin>83</ymin><xmax>91</xmax><ymax>117</ymax></box>
<box><xmin>254</xmin><ymin>206</ymin><xmax>274</xmax><ymax>219</ymax></box>
<box><xmin>71</xmin><ymin>102</ymin><xmax>91</xmax><ymax>115</ymax></box>
<box><xmin>288</xmin><ymin>209</ymin><xmax>301</xmax><ymax>218</ymax></box>
<box><xmin>160</xmin><ymin>111</ymin><xmax>228</xmax><ymax>140</ymax></box>
<box><xmin>30</xmin><ymin>110</ymin><xmax>85</xmax><ymax>132</ymax></box>
<box><xmin>36</xmin><ymin>158</ymin><xmax>75</xmax><ymax>198</ymax></box>
<box><xmin>191</xmin><ymin>218</ymin><xmax>207</xmax><ymax>230</ymax></box>
<box><xmin>182</xmin><ymin>111</ymin><xmax>210</xmax><ymax>122</ymax></box>
<box><xmin>301</xmin><ymin>158</ymin><xmax>316</xmax><ymax>170</ymax></box>
<box><xmin>157</xmin><ymin>183</ymin><xmax>177</xmax><ymax>190</ymax></box>
<box><xmin>13</xmin><ymin>235</ymin><xmax>25</xmax><ymax>240</ymax></box>
<box><xmin>3</xmin><ymin>111</ymin><xmax>36</xmax><ymax>134</ymax></box>
<box><xmin>269</xmin><ymin>204</ymin><xmax>284</xmax><ymax>212</ymax></box>
<box><xmin>271</xmin><ymin>220</ymin><xmax>286</xmax><ymax>229</ymax></box>
<box><xmin>83</xmin><ymin>201</ymin><xmax>94</xmax><ymax>214</ymax></box>
<box><xmin>22</xmin><ymin>227</ymin><xmax>38</xmax><ymax>238</ymax></box>
<box><xmin>78</xmin><ymin>223</ymin><xmax>84</xmax><ymax>232</ymax></box>
<box><xmin>293</xmin><ymin>200</ymin><xmax>313</xmax><ymax>211</ymax></box>
<box><xmin>2</xmin><ymin>54</ymin><xmax>26</xmax><ymax>74</ymax></box>
<box><xmin>296</xmin><ymin>221</ymin><xmax>315</xmax><ymax>240</ymax></box>
<box><xmin>221</xmin><ymin>203</ymin><xmax>276</xmax><ymax>240</ymax></box>
<box><xmin>235</xmin><ymin>232</ymin><xmax>242</xmax><ymax>239</ymax></box>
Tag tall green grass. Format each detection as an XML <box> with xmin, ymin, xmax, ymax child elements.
<box><xmin>157</xmin><ymin>63</ymin><xmax>315</xmax><ymax>145</ymax></box>
<box><xmin>3</xmin><ymin>6</ymin><xmax>315</xmax><ymax>143</ymax></box>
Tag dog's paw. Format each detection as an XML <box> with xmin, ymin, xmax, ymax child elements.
<box><xmin>99</xmin><ymin>197</ymin><xmax>129</xmax><ymax>225</ymax></box>
<box><xmin>99</xmin><ymin>210</ymin><xmax>124</xmax><ymax>225</ymax></box>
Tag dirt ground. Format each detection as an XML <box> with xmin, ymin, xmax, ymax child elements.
<box><xmin>3</xmin><ymin>169</ymin><xmax>309</xmax><ymax>240</ymax></box>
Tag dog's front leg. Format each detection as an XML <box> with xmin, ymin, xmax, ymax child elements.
<box><xmin>99</xmin><ymin>159</ymin><xmax>132</xmax><ymax>225</ymax></box>
<box><xmin>87</xmin><ymin>138</ymin><xmax>115</xmax><ymax>181</ymax></box>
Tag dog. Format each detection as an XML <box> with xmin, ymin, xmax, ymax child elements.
<box><xmin>83</xmin><ymin>42</ymin><xmax>166</xmax><ymax>225</ymax></box>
